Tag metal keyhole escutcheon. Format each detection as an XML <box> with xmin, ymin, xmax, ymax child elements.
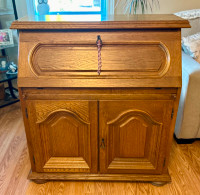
<box><xmin>100</xmin><ymin>138</ymin><xmax>105</xmax><ymax>149</ymax></box>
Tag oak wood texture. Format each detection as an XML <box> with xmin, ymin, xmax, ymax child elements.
<box><xmin>21</xmin><ymin>88</ymin><xmax>177</xmax><ymax>100</ymax></box>
<box><xmin>26</xmin><ymin>100</ymin><xmax>98</xmax><ymax>173</ymax></box>
<box><xmin>10</xmin><ymin>14</ymin><xmax>190</xmax><ymax>29</ymax></box>
<box><xmin>1</xmin><ymin>103</ymin><xmax>200</xmax><ymax>194</ymax></box>
<box><xmin>99</xmin><ymin>100</ymin><xmax>173</xmax><ymax>174</ymax></box>
<box><xmin>20</xmin><ymin>88</ymin><xmax>176</xmax><ymax>182</ymax></box>
<box><xmin>30</xmin><ymin>42</ymin><xmax>169</xmax><ymax>77</ymax></box>
<box><xmin>28</xmin><ymin>171</ymin><xmax>171</xmax><ymax>183</ymax></box>
<box><xmin>11</xmin><ymin>15</ymin><xmax>188</xmax><ymax>184</ymax></box>
<box><xmin>17</xmin><ymin>29</ymin><xmax>182</xmax><ymax>88</ymax></box>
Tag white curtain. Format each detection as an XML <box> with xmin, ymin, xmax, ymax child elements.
<box><xmin>107</xmin><ymin>0</ymin><xmax>114</xmax><ymax>15</ymax></box>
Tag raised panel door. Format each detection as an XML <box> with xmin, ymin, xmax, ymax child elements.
<box><xmin>26</xmin><ymin>100</ymin><xmax>98</xmax><ymax>173</ymax></box>
<box><xmin>99</xmin><ymin>99</ymin><xmax>173</xmax><ymax>174</ymax></box>
<box><xmin>30</xmin><ymin>41</ymin><xmax>169</xmax><ymax>78</ymax></box>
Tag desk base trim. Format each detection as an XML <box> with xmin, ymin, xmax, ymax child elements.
<box><xmin>28</xmin><ymin>170</ymin><xmax>171</xmax><ymax>183</ymax></box>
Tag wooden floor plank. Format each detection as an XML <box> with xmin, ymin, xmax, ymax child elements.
<box><xmin>0</xmin><ymin>103</ymin><xmax>200</xmax><ymax>195</ymax></box>
<box><xmin>4</xmin><ymin>145</ymin><xmax>30</xmax><ymax>195</ymax></box>
<box><xmin>0</xmin><ymin>107</ymin><xmax>21</xmax><ymax>160</ymax></box>
<box><xmin>169</xmin><ymin>141</ymin><xmax>200</xmax><ymax>194</ymax></box>
<box><xmin>0</xmin><ymin>104</ymin><xmax>30</xmax><ymax>195</ymax></box>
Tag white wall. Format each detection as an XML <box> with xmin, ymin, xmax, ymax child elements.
<box><xmin>156</xmin><ymin>0</ymin><xmax>200</xmax><ymax>14</ymax></box>
<box><xmin>114</xmin><ymin>0</ymin><xmax>200</xmax><ymax>14</ymax></box>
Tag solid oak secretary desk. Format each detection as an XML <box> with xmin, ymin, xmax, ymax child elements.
<box><xmin>11</xmin><ymin>15</ymin><xmax>190</xmax><ymax>185</ymax></box>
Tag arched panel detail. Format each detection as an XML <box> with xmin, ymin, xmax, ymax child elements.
<box><xmin>105</xmin><ymin>109</ymin><xmax>163</xmax><ymax>173</ymax></box>
<box><xmin>27</xmin><ymin>100</ymin><xmax>98</xmax><ymax>173</ymax></box>
<box><xmin>36</xmin><ymin>109</ymin><xmax>90</xmax><ymax>125</ymax></box>
<box><xmin>36</xmin><ymin>109</ymin><xmax>91</xmax><ymax>172</ymax></box>
<box><xmin>107</xmin><ymin>109</ymin><xmax>162</xmax><ymax>126</ymax></box>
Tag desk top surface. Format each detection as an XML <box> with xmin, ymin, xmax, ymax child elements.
<box><xmin>11</xmin><ymin>14</ymin><xmax>190</xmax><ymax>30</ymax></box>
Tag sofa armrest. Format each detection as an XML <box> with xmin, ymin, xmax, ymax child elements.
<box><xmin>182</xmin><ymin>52</ymin><xmax>200</xmax><ymax>74</ymax></box>
<box><xmin>175</xmin><ymin>52</ymin><xmax>200</xmax><ymax>138</ymax></box>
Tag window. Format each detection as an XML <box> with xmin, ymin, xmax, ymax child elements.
<box><xmin>34</xmin><ymin>0</ymin><xmax>107</xmax><ymax>15</ymax></box>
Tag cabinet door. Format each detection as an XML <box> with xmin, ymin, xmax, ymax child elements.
<box><xmin>99</xmin><ymin>100</ymin><xmax>173</xmax><ymax>174</ymax></box>
<box><xmin>26</xmin><ymin>100</ymin><xmax>98</xmax><ymax>173</ymax></box>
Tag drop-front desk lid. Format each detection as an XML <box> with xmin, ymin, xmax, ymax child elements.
<box><xmin>11</xmin><ymin>15</ymin><xmax>190</xmax><ymax>88</ymax></box>
<box><xmin>10</xmin><ymin>14</ymin><xmax>190</xmax><ymax>29</ymax></box>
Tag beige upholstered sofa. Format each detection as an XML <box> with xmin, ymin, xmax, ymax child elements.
<box><xmin>174</xmin><ymin>10</ymin><xmax>200</xmax><ymax>139</ymax></box>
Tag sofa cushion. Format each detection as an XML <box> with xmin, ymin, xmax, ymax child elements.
<box><xmin>175</xmin><ymin>9</ymin><xmax>200</xmax><ymax>37</ymax></box>
<box><xmin>175</xmin><ymin>9</ymin><xmax>200</xmax><ymax>19</ymax></box>
<box><xmin>182</xmin><ymin>32</ymin><xmax>200</xmax><ymax>64</ymax></box>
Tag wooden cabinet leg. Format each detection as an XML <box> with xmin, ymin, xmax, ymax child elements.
<box><xmin>150</xmin><ymin>181</ymin><xmax>169</xmax><ymax>187</ymax></box>
<box><xmin>32</xmin><ymin>179</ymin><xmax>48</xmax><ymax>184</ymax></box>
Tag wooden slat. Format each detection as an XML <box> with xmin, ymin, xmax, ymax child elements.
<box><xmin>10</xmin><ymin>15</ymin><xmax>190</xmax><ymax>30</ymax></box>
<box><xmin>17</xmin><ymin>77</ymin><xmax>182</xmax><ymax>88</ymax></box>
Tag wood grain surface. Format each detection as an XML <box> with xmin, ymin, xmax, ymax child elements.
<box><xmin>99</xmin><ymin>100</ymin><xmax>173</xmax><ymax>174</ymax></box>
<box><xmin>30</xmin><ymin>42</ymin><xmax>168</xmax><ymax>77</ymax></box>
<box><xmin>1</xmin><ymin>103</ymin><xmax>200</xmax><ymax>195</ymax></box>
<box><xmin>10</xmin><ymin>14</ymin><xmax>190</xmax><ymax>29</ymax></box>
<box><xmin>17</xmin><ymin>29</ymin><xmax>182</xmax><ymax>87</ymax></box>
<box><xmin>5</xmin><ymin>15</ymin><xmax>196</xmax><ymax>193</ymax></box>
<box><xmin>20</xmin><ymin>88</ymin><xmax>176</xmax><ymax>181</ymax></box>
<box><xmin>26</xmin><ymin>100</ymin><xmax>98</xmax><ymax>173</ymax></box>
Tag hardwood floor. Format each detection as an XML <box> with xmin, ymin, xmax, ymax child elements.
<box><xmin>0</xmin><ymin>102</ymin><xmax>200</xmax><ymax>195</ymax></box>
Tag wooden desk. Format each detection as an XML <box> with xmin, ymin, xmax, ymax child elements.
<box><xmin>11</xmin><ymin>14</ymin><xmax>190</xmax><ymax>185</ymax></box>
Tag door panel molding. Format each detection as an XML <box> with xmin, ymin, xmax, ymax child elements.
<box><xmin>99</xmin><ymin>100</ymin><xmax>173</xmax><ymax>174</ymax></box>
<box><xmin>106</xmin><ymin>109</ymin><xmax>163</xmax><ymax>172</ymax></box>
<box><xmin>27</xmin><ymin>100</ymin><xmax>98</xmax><ymax>173</ymax></box>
